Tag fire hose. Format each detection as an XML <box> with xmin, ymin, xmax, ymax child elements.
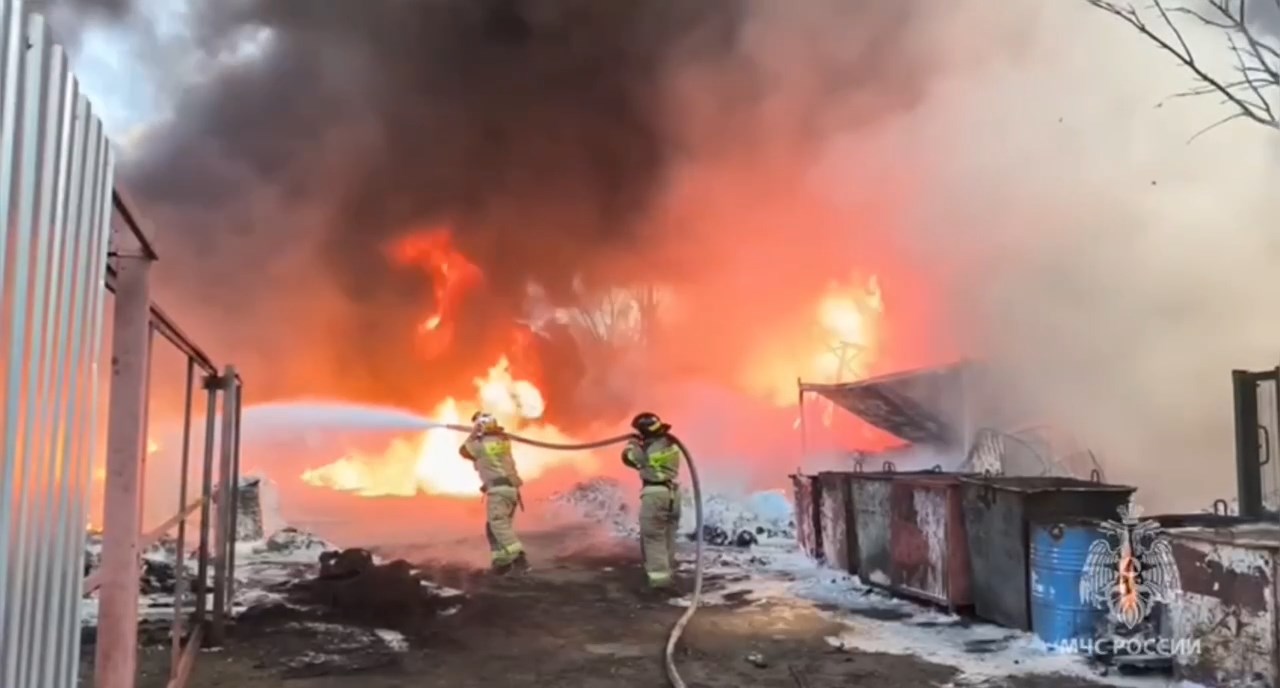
<box><xmin>440</xmin><ymin>423</ymin><xmax>704</xmax><ymax>688</ymax></box>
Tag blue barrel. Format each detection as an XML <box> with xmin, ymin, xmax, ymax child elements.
<box><xmin>1029</xmin><ymin>521</ymin><xmax>1108</xmax><ymax>647</ymax></box>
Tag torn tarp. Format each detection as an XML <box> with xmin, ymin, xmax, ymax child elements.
<box><xmin>799</xmin><ymin>361</ymin><xmax>975</xmax><ymax>446</ymax></box>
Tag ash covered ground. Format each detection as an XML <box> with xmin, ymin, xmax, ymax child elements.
<box><xmin>80</xmin><ymin>481</ymin><xmax>1198</xmax><ymax>688</ymax></box>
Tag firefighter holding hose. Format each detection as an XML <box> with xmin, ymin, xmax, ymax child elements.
<box><xmin>623</xmin><ymin>412</ymin><xmax>686</xmax><ymax>593</ymax></box>
<box><xmin>460</xmin><ymin>411</ymin><xmax>529</xmax><ymax>575</ymax></box>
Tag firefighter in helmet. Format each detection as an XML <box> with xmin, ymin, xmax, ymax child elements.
<box><xmin>621</xmin><ymin>412</ymin><xmax>685</xmax><ymax>592</ymax></box>
<box><xmin>459</xmin><ymin>411</ymin><xmax>529</xmax><ymax>574</ymax></box>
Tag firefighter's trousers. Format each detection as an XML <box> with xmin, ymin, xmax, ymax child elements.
<box><xmin>484</xmin><ymin>485</ymin><xmax>523</xmax><ymax>566</ymax></box>
<box><xmin>639</xmin><ymin>484</ymin><xmax>682</xmax><ymax>588</ymax></box>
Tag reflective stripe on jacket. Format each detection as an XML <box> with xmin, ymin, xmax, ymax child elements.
<box><xmin>622</xmin><ymin>435</ymin><xmax>682</xmax><ymax>485</ymax></box>
<box><xmin>462</xmin><ymin>434</ymin><xmax>523</xmax><ymax>488</ymax></box>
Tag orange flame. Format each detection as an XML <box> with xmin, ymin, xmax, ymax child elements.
<box><xmin>298</xmin><ymin>226</ymin><xmax>596</xmax><ymax>499</ymax></box>
<box><xmin>389</xmin><ymin>228</ymin><xmax>483</xmax><ymax>358</ymax></box>
<box><xmin>751</xmin><ymin>274</ymin><xmax>884</xmax><ymax>410</ymax></box>
<box><xmin>300</xmin><ymin>356</ymin><xmax>590</xmax><ymax>497</ymax></box>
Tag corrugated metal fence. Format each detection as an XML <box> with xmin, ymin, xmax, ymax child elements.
<box><xmin>0</xmin><ymin>1</ymin><xmax>117</xmax><ymax>687</ymax></box>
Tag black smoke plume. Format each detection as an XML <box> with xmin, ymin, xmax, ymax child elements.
<box><xmin>36</xmin><ymin>0</ymin><xmax>747</xmax><ymax>403</ymax></box>
<box><xmin>38</xmin><ymin>0</ymin><xmax>927</xmax><ymax>410</ymax></box>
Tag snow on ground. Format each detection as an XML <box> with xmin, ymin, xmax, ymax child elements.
<box><xmin>671</xmin><ymin>543</ymin><xmax>1204</xmax><ymax>687</ymax></box>
<box><xmin>548</xmin><ymin>479</ymin><xmax>796</xmax><ymax>546</ymax></box>
<box><xmin>547</xmin><ymin>478</ymin><xmax>639</xmax><ymax>538</ymax></box>
<box><xmin>374</xmin><ymin>628</ymin><xmax>409</xmax><ymax>653</ymax></box>
<box><xmin>83</xmin><ymin>527</ymin><xmax>342</xmax><ymax>626</ymax></box>
<box><xmin>641</xmin><ymin>488</ymin><xmax>1203</xmax><ymax>688</ymax></box>
<box><xmin>79</xmin><ymin>482</ymin><xmax>1208</xmax><ymax>686</ymax></box>
<box><xmin>80</xmin><ymin>524</ymin><xmax>469</xmax><ymax>630</ymax></box>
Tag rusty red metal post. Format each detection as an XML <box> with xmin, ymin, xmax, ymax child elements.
<box><xmin>93</xmin><ymin>249</ymin><xmax>153</xmax><ymax>688</ymax></box>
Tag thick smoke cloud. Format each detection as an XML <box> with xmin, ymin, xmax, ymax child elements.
<box><xmin>41</xmin><ymin>0</ymin><xmax>938</xmax><ymax>406</ymax></box>
<box><xmin>31</xmin><ymin>0</ymin><xmax>721</xmax><ymax>401</ymax></box>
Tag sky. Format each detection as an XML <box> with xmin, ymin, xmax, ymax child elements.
<box><xmin>51</xmin><ymin>8</ymin><xmax>165</xmax><ymax>138</ymax></box>
<box><xmin>48</xmin><ymin>0</ymin><xmax>265</xmax><ymax>147</ymax></box>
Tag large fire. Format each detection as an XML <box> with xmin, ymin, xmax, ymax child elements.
<box><xmin>300</xmin><ymin>356</ymin><xmax>589</xmax><ymax>497</ymax></box>
<box><xmin>743</xmin><ymin>274</ymin><xmax>885</xmax><ymax>407</ymax></box>
<box><xmin>389</xmin><ymin>228</ymin><xmax>483</xmax><ymax>360</ymax></box>
<box><xmin>299</xmin><ymin>228</ymin><xmax>594</xmax><ymax>498</ymax></box>
<box><xmin>298</xmin><ymin>225</ymin><xmax>891</xmax><ymax>499</ymax></box>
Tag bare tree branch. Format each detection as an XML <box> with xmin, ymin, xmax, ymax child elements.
<box><xmin>1188</xmin><ymin>110</ymin><xmax>1248</xmax><ymax>141</ymax></box>
<box><xmin>1086</xmin><ymin>0</ymin><xmax>1280</xmax><ymax>135</ymax></box>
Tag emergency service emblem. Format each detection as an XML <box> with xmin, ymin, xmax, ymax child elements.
<box><xmin>1079</xmin><ymin>501</ymin><xmax>1181</xmax><ymax>629</ymax></box>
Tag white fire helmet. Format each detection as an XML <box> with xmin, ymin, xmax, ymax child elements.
<box><xmin>472</xmin><ymin>411</ymin><xmax>499</xmax><ymax>433</ymax></box>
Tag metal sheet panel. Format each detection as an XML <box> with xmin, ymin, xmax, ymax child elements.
<box><xmin>961</xmin><ymin>477</ymin><xmax>1137</xmax><ymax>631</ymax></box>
<box><xmin>818</xmin><ymin>472</ymin><xmax>856</xmax><ymax>573</ymax></box>
<box><xmin>963</xmin><ymin>482</ymin><xmax>1031</xmax><ymax>629</ymax></box>
<box><xmin>888</xmin><ymin>475</ymin><xmax>971</xmax><ymax>607</ymax></box>
<box><xmin>789</xmin><ymin>474</ymin><xmax>821</xmax><ymax>560</ymax></box>
<box><xmin>800</xmin><ymin>362</ymin><xmax>970</xmax><ymax>445</ymax></box>
<box><xmin>1167</xmin><ymin>531</ymin><xmax>1279</xmax><ymax>687</ymax></box>
<box><xmin>852</xmin><ymin>478</ymin><xmax>893</xmax><ymax>587</ymax></box>
<box><xmin>0</xmin><ymin>3</ymin><xmax>115</xmax><ymax>687</ymax></box>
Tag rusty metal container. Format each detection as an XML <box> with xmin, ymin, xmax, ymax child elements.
<box><xmin>891</xmin><ymin>473</ymin><xmax>973</xmax><ymax>608</ymax></box>
<box><xmin>789</xmin><ymin>473</ymin><xmax>822</xmax><ymax>561</ymax></box>
<box><xmin>817</xmin><ymin>472</ymin><xmax>857</xmax><ymax>573</ymax></box>
<box><xmin>959</xmin><ymin>476</ymin><xmax>1136</xmax><ymax>631</ymax></box>
<box><xmin>851</xmin><ymin>473</ymin><xmax>893</xmax><ymax>587</ymax></box>
<box><xmin>1165</xmin><ymin>522</ymin><xmax>1280</xmax><ymax>687</ymax></box>
<box><xmin>851</xmin><ymin>470</ymin><xmax>973</xmax><ymax>608</ymax></box>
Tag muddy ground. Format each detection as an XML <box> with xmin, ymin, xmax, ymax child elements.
<box><xmin>84</xmin><ymin>530</ymin><xmax>1113</xmax><ymax>688</ymax></box>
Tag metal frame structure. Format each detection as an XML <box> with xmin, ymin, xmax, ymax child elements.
<box><xmin>87</xmin><ymin>203</ymin><xmax>244</xmax><ymax>688</ymax></box>
<box><xmin>84</xmin><ymin>275</ymin><xmax>244</xmax><ymax>688</ymax></box>
<box><xmin>0</xmin><ymin>2</ymin><xmax>244</xmax><ymax>686</ymax></box>
<box><xmin>1232</xmin><ymin>367</ymin><xmax>1280</xmax><ymax>520</ymax></box>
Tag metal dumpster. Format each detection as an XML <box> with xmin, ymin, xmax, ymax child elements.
<box><xmin>852</xmin><ymin>468</ymin><xmax>973</xmax><ymax>608</ymax></box>
<box><xmin>960</xmin><ymin>476</ymin><xmax>1135</xmax><ymax>630</ymax></box>
<box><xmin>789</xmin><ymin>473</ymin><xmax>822</xmax><ymax>561</ymax></box>
<box><xmin>817</xmin><ymin>472</ymin><xmax>857</xmax><ymax>572</ymax></box>
<box><xmin>1164</xmin><ymin>521</ymin><xmax>1280</xmax><ymax>687</ymax></box>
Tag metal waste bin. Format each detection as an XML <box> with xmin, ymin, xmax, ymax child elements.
<box><xmin>789</xmin><ymin>473</ymin><xmax>822</xmax><ymax>560</ymax></box>
<box><xmin>852</xmin><ymin>466</ymin><xmax>973</xmax><ymax>608</ymax></box>
<box><xmin>1164</xmin><ymin>521</ymin><xmax>1280</xmax><ymax>687</ymax></box>
<box><xmin>960</xmin><ymin>476</ymin><xmax>1135</xmax><ymax>631</ymax></box>
<box><xmin>817</xmin><ymin>472</ymin><xmax>857</xmax><ymax>573</ymax></box>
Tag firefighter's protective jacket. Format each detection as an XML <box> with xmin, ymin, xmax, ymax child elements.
<box><xmin>460</xmin><ymin>433</ymin><xmax>524</xmax><ymax>489</ymax></box>
<box><xmin>622</xmin><ymin>435</ymin><xmax>682</xmax><ymax>485</ymax></box>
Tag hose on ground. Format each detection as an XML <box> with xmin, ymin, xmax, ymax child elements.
<box><xmin>440</xmin><ymin>423</ymin><xmax>704</xmax><ymax>688</ymax></box>
<box><xmin>663</xmin><ymin>434</ymin><xmax>703</xmax><ymax>688</ymax></box>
